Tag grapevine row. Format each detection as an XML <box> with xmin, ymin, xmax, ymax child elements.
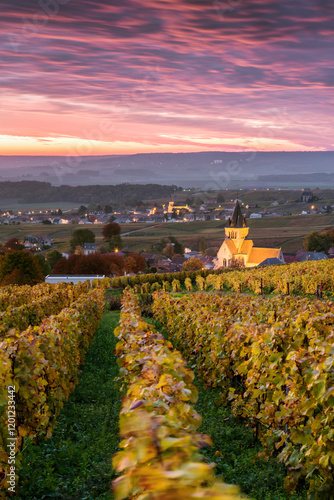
<box><xmin>108</xmin><ymin>258</ymin><xmax>334</xmax><ymax>297</ymax></box>
<box><xmin>153</xmin><ymin>291</ymin><xmax>334</xmax><ymax>498</ymax></box>
<box><xmin>0</xmin><ymin>281</ymin><xmax>89</xmax><ymax>312</ymax></box>
<box><xmin>0</xmin><ymin>287</ymin><xmax>105</xmax><ymax>493</ymax></box>
<box><xmin>112</xmin><ymin>289</ymin><xmax>246</xmax><ymax>500</ymax></box>
<box><xmin>0</xmin><ymin>281</ymin><xmax>91</xmax><ymax>339</ymax></box>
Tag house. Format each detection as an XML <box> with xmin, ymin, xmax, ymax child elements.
<box><xmin>113</xmin><ymin>218</ymin><xmax>131</xmax><ymax>224</ymax></box>
<box><xmin>40</xmin><ymin>234</ymin><xmax>53</xmax><ymax>247</ymax></box>
<box><xmin>301</xmin><ymin>190</ymin><xmax>314</xmax><ymax>203</ymax></box>
<box><xmin>184</xmin><ymin>250</ymin><xmax>202</xmax><ymax>259</ymax></box>
<box><xmin>297</xmin><ymin>252</ymin><xmax>328</xmax><ymax>262</ymax></box>
<box><xmin>214</xmin><ymin>201</ymin><xmax>285</xmax><ymax>269</ymax></box>
<box><xmin>23</xmin><ymin>234</ymin><xmax>52</xmax><ymax>251</ymax></box>
<box><xmin>82</xmin><ymin>243</ymin><xmax>99</xmax><ymax>255</ymax></box>
<box><xmin>199</xmin><ymin>255</ymin><xmax>215</xmax><ymax>270</ymax></box>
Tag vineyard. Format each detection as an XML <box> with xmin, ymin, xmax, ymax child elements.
<box><xmin>0</xmin><ymin>282</ymin><xmax>105</xmax><ymax>495</ymax></box>
<box><xmin>107</xmin><ymin>258</ymin><xmax>334</xmax><ymax>297</ymax></box>
<box><xmin>153</xmin><ymin>292</ymin><xmax>334</xmax><ymax>497</ymax></box>
<box><xmin>0</xmin><ymin>259</ymin><xmax>333</xmax><ymax>499</ymax></box>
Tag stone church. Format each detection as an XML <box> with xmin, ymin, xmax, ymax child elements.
<box><xmin>214</xmin><ymin>201</ymin><xmax>285</xmax><ymax>269</ymax></box>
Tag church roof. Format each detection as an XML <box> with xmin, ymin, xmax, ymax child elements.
<box><xmin>229</xmin><ymin>201</ymin><xmax>247</xmax><ymax>228</ymax></box>
<box><xmin>240</xmin><ymin>240</ymin><xmax>253</xmax><ymax>255</ymax></box>
<box><xmin>224</xmin><ymin>239</ymin><xmax>237</xmax><ymax>254</ymax></box>
<box><xmin>247</xmin><ymin>247</ymin><xmax>281</xmax><ymax>265</ymax></box>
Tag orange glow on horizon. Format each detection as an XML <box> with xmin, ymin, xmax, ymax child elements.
<box><xmin>0</xmin><ymin>134</ymin><xmax>326</xmax><ymax>156</ymax></box>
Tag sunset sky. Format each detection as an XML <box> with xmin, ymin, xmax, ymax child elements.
<box><xmin>1</xmin><ymin>0</ymin><xmax>333</xmax><ymax>155</ymax></box>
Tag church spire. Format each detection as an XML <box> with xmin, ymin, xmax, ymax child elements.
<box><xmin>229</xmin><ymin>201</ymin><xmax>247</xmax><ymax>228</ymax></box>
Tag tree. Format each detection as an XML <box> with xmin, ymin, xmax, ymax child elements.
<box><xmin>52</xmin><ymin>253</ymin><xmax>125</xmax><ymax>276</ymax></box>
<box><xmin>2</xmin><ymin>238</ymin><xmax>24</xmax><ymax>252</ymax></box>
<box><xmin>46</xmin><ymin>249</ymin><xmax>64</xmax><ymax>269</ymax></box>
<box><xmin>35</xmin><ymin>254</ymin><xmax>52</xmax><ymax>276</ymax></box>
<box><xmin>168</xmin><ymin>236</ymin><xmax>184</xmax><ymax>255</ymax></box>
<box><xmin>42</xmin><ymin>219</ymin><xmax>52</xmax><ymax>225</ymax></box>
<box><xmin>105</xmin><ymin>254</ymin><xmax>125</xmax><ymax>276</ymax></box>
<box><xmin>77</xmin><ymin>205</ymin><xmax>87</xmax><ymax>216</ymax></box>
<box><xmin>108</xmin><ymin>235</ymin><xmax>123</xmax><ymax>252</ymax></box>
<box><xmin>102</xmin><ymin>222</ymin><xmax>121</xmax><ymax>241</ymax></box>
<box><xmin>124</xmin><ymin>253</ymin><xmax>146</xmax><ymax>274</ymax></box>
<box><xmin>70</xmin><ymin>229</ymin><xmax>95</xmax><ymax>249</ymax></box>
<box><xmin>125</xmin><ymin>256</ymin><xmax>137</xmax><ymax>274</ymax></box>
<box><xmin>163</xmin><ymin>243</ymin><xmax>175</xmax><ymax>259</ymax></box>
<box><xmin>104</xmin><ymin>204</ymin><xmax>113</xmax><ymax>214</ymax></box>
<box><xmin>303</xmin><ymin>231</ymin><xmax>331</xmax><ymax>254</ymax></box>
<box><xmin>0</xmin><ymin>251</ymin><xmax>44</xmax><ymax>285</ymax></box>
<box><xmin>182</xmin><ymin>257</ymin><xmax>204</xmax><ymax>271</ymax></box>
<box><xmin>199</xmin><ymin>237</ymin><xmax>208</xmax><ymax>255</ymax></box>
<box><xmin>230</xmin><ymin>256</ymin><xmax>245</xmax><ymax>268</ymax></box>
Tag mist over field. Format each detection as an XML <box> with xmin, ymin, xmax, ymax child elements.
<box><xmin>0</xmin><ymin>152</ymin><xmax>333</xmax><ymax>189</ymax></box>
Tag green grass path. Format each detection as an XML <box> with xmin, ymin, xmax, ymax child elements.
<box><xmin>16</xmin><ymin>312</ymin><xmax>121</xmax><ymax>500</ymax></box>
<box><xmin>194</xmin><ymin>383</ymin><xmax>307</xmax><ymax>500</ymax></box>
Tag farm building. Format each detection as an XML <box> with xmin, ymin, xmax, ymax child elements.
<box><xmin>45</xmin><ymin>275</ymin><xmax>105</xmax><ymax>285</ymax></box>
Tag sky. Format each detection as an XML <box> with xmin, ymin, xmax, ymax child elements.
<box><xmin>1</xmin><ymin>0</ymin><xmax>334</xmax><ymax>155</ymax></box>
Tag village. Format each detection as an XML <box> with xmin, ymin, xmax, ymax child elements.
<box><xmin>1</xmin><ymin>191</ymin><xmax>333</xmax><ymax>277</ymax></box>
<box><xmin>0</xmin><ymin>189</ymin><xmax>332</xmax><ymax>227</ymax></box>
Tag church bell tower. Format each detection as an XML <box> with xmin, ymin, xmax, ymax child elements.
<box><xmin>225</xmin><ymin>201</ymin><xmax>249</xmax><ymax>253</ymax></box>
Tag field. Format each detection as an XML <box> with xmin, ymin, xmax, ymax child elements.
<box><xmin>119</xmin><ymin>213</ymin><xmax>334</xmax><ymax>253</ymax></box>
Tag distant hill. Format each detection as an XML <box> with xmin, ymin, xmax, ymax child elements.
<box><xmin>0</xmin><ymin>181</ymin><xmax>181</xmax><ymax>205</ymax></box>
<box><xmin>0</xmin><ymin>151</ymin><xmax>333</xmax><ymax>188</ymax></box>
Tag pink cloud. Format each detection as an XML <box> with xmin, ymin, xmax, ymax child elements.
<box><xmin>0</xmin><ymin>0</ymin><xmax>333</xmax><ymax>154</ymax></box>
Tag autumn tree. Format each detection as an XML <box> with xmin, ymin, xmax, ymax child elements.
<box><xmin>163</xmin><ymin>243</ymin><xmax>175</xmax><ymax>260</ymax></box>
<box><xmin>52</xmin><ymin>253</ymin><xmax>126</xmax><ymax>276</ymax></box>
<box><xmin>105</xmin><ymin>254</ymin><xmax>125</xmax><ymax>276</ymax></box>
<box><xmin>2</xmin><ymin>238</ymin><xmax>24</xmax><ymax>253</ymax></box>
<box><xmin>182</xmin><ymin>257</ymin><xmax>204</xmax><ymax>271</ymax></box>
<box><xmin>124</xmin><ymin>253</ymin><xmax>146</xmax><ymax>274</ymax></box>
<box><xmin>0</xmin><ymin>251</ymin><xmax>44</xmax><ymax>285</ymax></box>
<box><xmin>70</xmin><ymin>228</ymin><xmax>95</xmax><ymax>249</ymax></box>
<box><xmin>102</xmin><ymin>222</ymin><xmax>121</xmax><ymax>240</ymax></box>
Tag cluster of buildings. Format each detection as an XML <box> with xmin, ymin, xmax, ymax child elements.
<box><xmin>1</xmin><ymin>189</ymin><xmax>332</xmax><ymax>226</ymax></box>
<box><xmin>141</xmin><ymin>249</ymin><xmax>215</xmax><ymax>273</ymax></box>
